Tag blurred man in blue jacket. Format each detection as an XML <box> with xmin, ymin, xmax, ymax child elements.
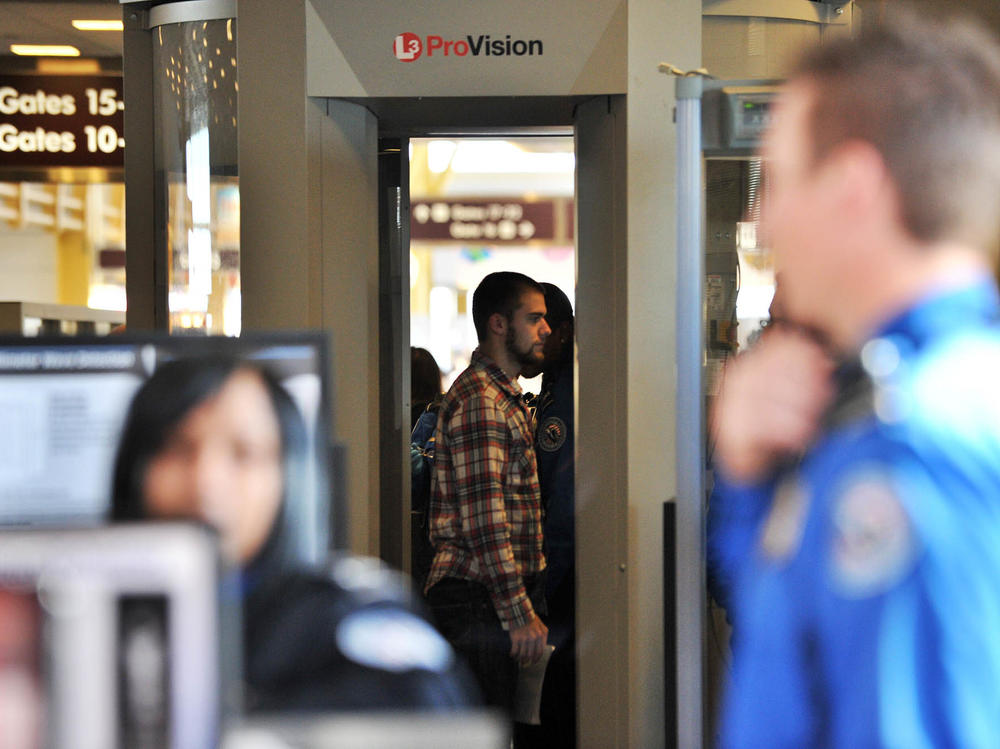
<box><xmin>709</xmin><ymin>9</ymin><xmax>1000</xmax><ymax>748</ymax></box>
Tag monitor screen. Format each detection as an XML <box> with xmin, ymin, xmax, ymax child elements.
<box><xmin>0</xmin><ymin>333</ymin><xmax>334</xmax><ymax>562</ymax></box>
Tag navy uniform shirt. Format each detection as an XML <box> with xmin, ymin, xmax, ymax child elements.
<box><xmin>535</xmin><ymin>367</ymin><xmax>575</xmax><ymax>601</ymax></box>
<box><xmin>711</xmin><ymin>280</ymin><xmax>1000</xmax><ymax>748</ymax></box>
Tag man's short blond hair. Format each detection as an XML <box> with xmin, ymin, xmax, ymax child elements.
<box><xmin>794</xmin><ymin>8</ymin><xmax>1000</xmax><ymax>253</ymax></box>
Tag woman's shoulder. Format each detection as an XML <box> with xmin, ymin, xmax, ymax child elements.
<box><xmin>244</xmin><ymin>555</ymin><xmax>476</xmax><ymax>712</ymax></box>
<box><xmin>248</xmin><ymin>555</ymin><xmax>436</xmax><ymax>649</ymax></box>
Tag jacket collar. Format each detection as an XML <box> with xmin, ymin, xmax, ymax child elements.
<box><xmin>874</xmin><ymin>278</ymin><xmax>1000</xmax><ymax>350</ymax></box>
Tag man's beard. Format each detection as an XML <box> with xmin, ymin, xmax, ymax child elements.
<box><xmin>506</xmin><ymin>327</ymin><xmax>543</xmax><ymax>370</ymax></box>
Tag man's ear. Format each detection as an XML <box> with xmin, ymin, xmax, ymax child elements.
<box><xmin>488</xmin><ymin>311</ymin><xmax>508</xmax><ymax>338</ymax></box>
<box><xmin>824</xmin><ymin>139</ymin><xmax>890</xmax><ymax>218</ymax></box>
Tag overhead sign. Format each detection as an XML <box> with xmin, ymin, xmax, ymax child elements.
<box><xmin>0</xmin><ymin>75</ymin><xmax>124</xmax><ymax>169</ymax></box>
<box><xmin>392</xmin><ymin>32</ymin><xmax>544</xmax><ymax>62</ymax></box>
<box><xmin>306</xmin><ymin>0</ymin><xmax>625</xmax><ymax>97</ymax></box>
<box><xmin>410</xmin><ymin>199</ymin><xmax>564</xmax><ymax>243</ymax></box>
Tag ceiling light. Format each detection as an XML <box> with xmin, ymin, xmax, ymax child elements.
<box><xmin>427</xmin><ymin>140</ymin><xmax>457</xmax><ymax>174</ymax></box>
<box><xmin>37</xmin><ymin>59</ymin><xmax>100</xmax><ymax>74</ymax></box>
<box><xmin>449</xmin><ymin>140</ymin><xmax>576</xmax><ymax>174</ymax></box>
<box><xmin>72</xmin><ymin>20</ymin><xmax>124</xmax><ymax>31</ymax></box>
<box><xmin>10</xmin><ymin>45</ymin><xmax>81</xmax><ymax>57</ymax></box>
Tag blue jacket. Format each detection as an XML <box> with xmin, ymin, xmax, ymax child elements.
<box><xmin>710</xmin><ymin>280</ymin><xmax>1000</xmax><ymax>748</ymax></box>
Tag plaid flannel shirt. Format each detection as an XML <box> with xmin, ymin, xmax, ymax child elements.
<box><xmin>424</xmin><ymin>348</ymin><xmax>546</xmax><ymax>628</ymax></box>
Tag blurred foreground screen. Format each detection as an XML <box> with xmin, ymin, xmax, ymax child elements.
<box><xmin>0</xmin><ymin>523</ymin><xmax>223</xmax><ymax>749</ymax></box>
<box><xmin>0</xmin><ymin>333</ymin><xmax>333</xmax><ymax>561</ymax></box>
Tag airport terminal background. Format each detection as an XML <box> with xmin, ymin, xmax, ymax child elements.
<box><xmin>3</xmin><ymin>1</ymin><xmax>1000</xmax><ymax>747</ymax></box>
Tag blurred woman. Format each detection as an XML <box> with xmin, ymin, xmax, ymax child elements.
<box><xmin>111</xmin><ymin>355</ymin><xmax>474</xmax><ymax>712</ymax></box>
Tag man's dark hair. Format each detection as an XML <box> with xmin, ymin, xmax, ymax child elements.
<box><xmin>541</xmin><ymin>282</ymin><xmax>573</xmax><ymax>330</ymax></box>
<box><xmin>541</xmin><ymin>282</ymin><xmax>574</xmax><ymax>371</ymax></box>
<box><xmin>471</xmin><ymin>271</ymin><xmax>545</xmax><ymax>342</ymax></box>
<box><xmin>793</xmin><ymin>8</ymin><xmax>1000</xmax><ymax>250</ymax></box>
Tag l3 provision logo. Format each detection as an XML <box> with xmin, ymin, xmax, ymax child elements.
<box><xmin>394</xmin><ymin>32</ymin><xmax>543</xmax><ymax>62</ymax></box>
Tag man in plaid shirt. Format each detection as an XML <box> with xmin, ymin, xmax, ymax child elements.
<box><xmin>425</xmin><ymin>271</ymin><xmax>551</xmax><ymax>716</ymax></box>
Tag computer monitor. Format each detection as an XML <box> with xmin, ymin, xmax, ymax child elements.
<box><xmin>0</xmin><ymin>332</ymin><xmax>334</xmax><ymax>563</ymax></box>
<box><xmin>0</xmin><ymin>523</ymin><xmax>226</xmax><ymax>749</ymax></box>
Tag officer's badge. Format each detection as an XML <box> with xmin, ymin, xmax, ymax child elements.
<box><xmin>759</xmin><ymin>477</ymin><xmax>810</xmax><ymax>562</ymax></box>
<box><xmin>538</xmin><ymin>416</ymin><xmax>567</xmax><ymax>452</ymax></box>
<box><xmin>830</xmin><ymin>472</ymin><xmax>918</xmax><ymax>598</ymax></box>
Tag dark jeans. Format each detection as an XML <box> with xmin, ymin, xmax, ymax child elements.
<box><xmin>426</xmin><ymin>575</ymin><xmax>546</xmax><ymax>714</ymax></box>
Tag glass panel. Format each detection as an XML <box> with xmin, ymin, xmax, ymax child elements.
<box><xmin>153</xmin><ymin>18</ymin><xmax>239</xmax><ymax>335</ymax></box>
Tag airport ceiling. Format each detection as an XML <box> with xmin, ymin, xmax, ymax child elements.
<box><xmin>3</xmin><ymin>1</ymin><xmax>1000</xmax><ymax>73</ymax></box>
<box><xmin>0</xmin><ymin>1</ymin><xmax>123</xmax><ymax>60</ymax></box>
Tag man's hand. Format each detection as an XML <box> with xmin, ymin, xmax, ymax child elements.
<box><xmin>711</xmin><ymin>329</ymin><xmax>835</xmax><ymax>483</ymax></box>
<box><xmin>509</xmin><ymin>614</ymin><xmax>549</xmax><ymax>666</ymax></box>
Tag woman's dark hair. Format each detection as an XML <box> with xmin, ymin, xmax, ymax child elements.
<box><xmin>111</xmin><ymin>355</ymin><xmax>310</xmax><ymax>573</ymax></box>
<box><xmin>410</xmin><ymin>347</ymin><xmax>442</xmax><ymax>405</ymax></box>
<box><xmin>410</xmin><ymin>347</ymin><xmax>443</xmax><ymax>428</ymax></box>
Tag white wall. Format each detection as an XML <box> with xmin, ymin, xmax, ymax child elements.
<box><xmin>239</xmin><ymin>0</ymin><xmax>382</xmax><ymax>553</ymax></box>
<box><xmin>626</xmin><ymin>2</ymin><xmax>700</xmax><ymax>747</ymax></box>
<box><xmin>0</xmin><ymin>229</ymin><xmax>58</xmax><ymax>303</ymax></box>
